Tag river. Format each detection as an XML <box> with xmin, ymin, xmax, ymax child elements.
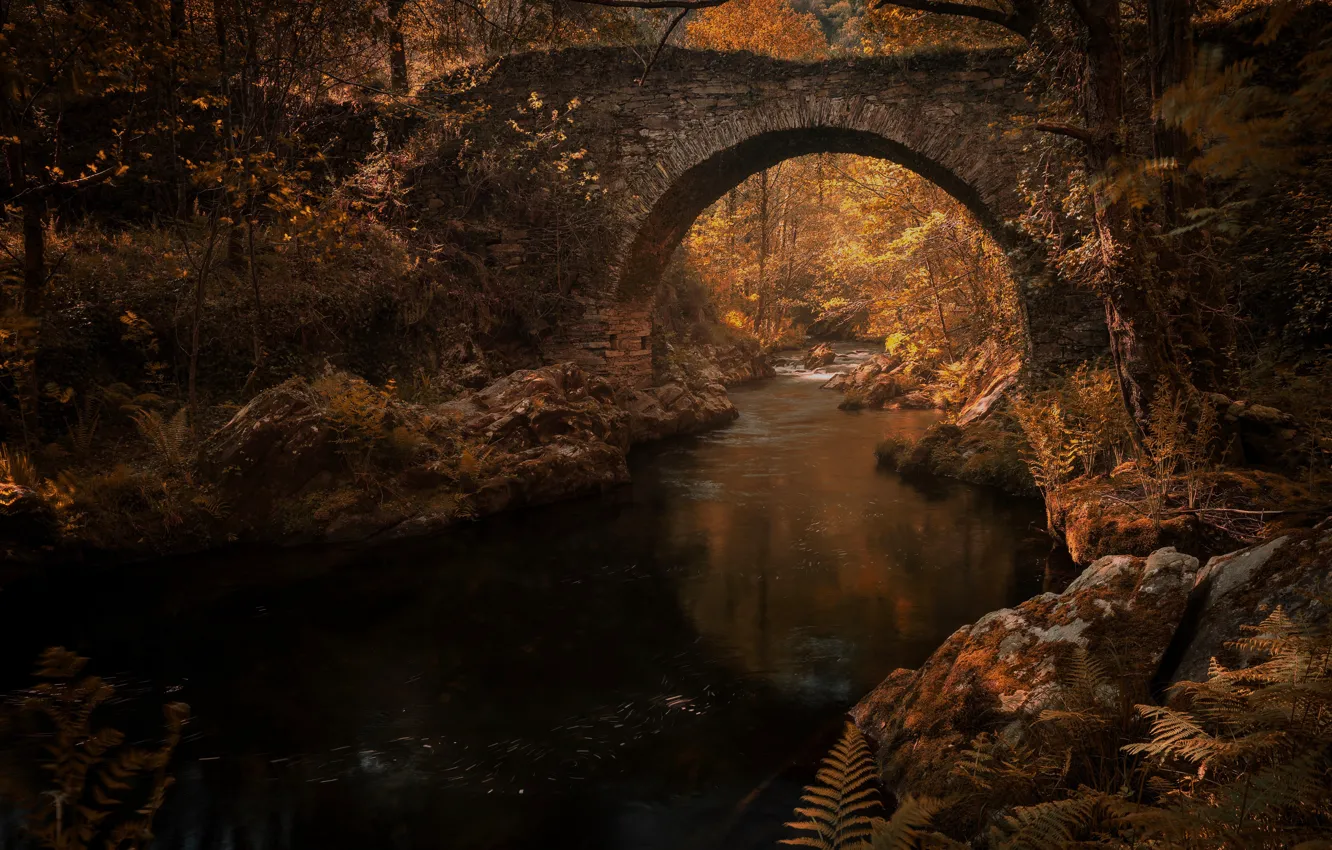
<box><xmin>0</xmin><ymin>347</ymin><xmax>1052</xmax><ymax>849</ymax></box>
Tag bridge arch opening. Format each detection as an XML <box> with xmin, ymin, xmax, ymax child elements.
<box><xmin>616</xmin><ymin>126</ymin><xmax>1014</xmax><ymax>308</ymax></box>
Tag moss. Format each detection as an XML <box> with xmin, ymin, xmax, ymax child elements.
<box><xmin>878</xmin><ymin>419</ymin><xmax>1037</xmax><ymax>497</ymax></box>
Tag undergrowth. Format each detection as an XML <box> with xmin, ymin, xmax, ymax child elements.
<box><xmin>0</xmin><ymin>649</ymin><xmax>188</xmax><ymax>850</ymax></box>
<box><xmin>787</xmin><ymin>605</ymin><xmax>1332</xmax><ymax>848</ymax></box>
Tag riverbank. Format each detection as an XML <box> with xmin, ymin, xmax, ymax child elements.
<box><xmin>0</xmin><ymin>340</ymin><xmax>773</xmax><ymax>566</ymax></box>
<box><xmin>850</xmin><ymin>517</ymin><xmax>1332</xmax><ymax>844</ymax></box>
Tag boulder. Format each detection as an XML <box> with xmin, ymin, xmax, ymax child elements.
<box><xmin>444</xmin><ymin>362</ymin><xmax>629</xmax><ymax>452</ymax></box>
<box><xmin>203</xmin><ymin>378</ymin><xmax>339</xmax><ymax>513</ymax></box>
<box><xmin>697</xmin><ymin>340</ymin><xmax>775</xmax><ymax>386</ymax></box>
<box><xmin>1167</xmin><ymin>517</ymin><xmax>1332</xmax><ymax>687</ymax></box>
<box><xmin>620</xmin><ymin>381</ymin><xmax>738</xmax><ymax>443</ymax></box>
<box><xmin>1052</xmin><ymin>478</ymin><xmax>1204</xmax><ymax>565</ymax></box>
<box><xmin>804</xmin><ymin>343</ymin><xmax>837</xmax><ymax>370</ymax></box>
<box><xmin>837</xmin><ymin>354</ymin><xmax>918</xmax><ymax>410</ymax></box>
<box><xmin>1220</xmin><ymin>399</ymin><xmax>1306</xmax><ymax>467</ymax></box>
<box><xmin>471</xmin><ymin>438</ymin><xmax>630</xmax><ymax>516</ymax></box>
<box><xmin>820</xmin><ymin>373</ymin><xmax>850</xmax><ymax>392</ymax></box>
<box><xmin>853</xmin><ymin>547</ymin><xmax>1199</xmax><ymax>806</ymax></box>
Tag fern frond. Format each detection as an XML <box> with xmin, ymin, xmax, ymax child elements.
<box><xmin>870</xmin><ymin>796</ymin><xmax>958</xmax><ymax>849</ymax></box>
<box><xmin>783</xmin><ymin>723</ymin><xmax>885</xmax><ymax>850</ymax></box>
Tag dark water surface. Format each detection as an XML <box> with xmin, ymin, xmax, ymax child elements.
<box><xmin>0</xmin><ymin>350</ymin><xmax>1052</xmax><ymax>849</ymax></box>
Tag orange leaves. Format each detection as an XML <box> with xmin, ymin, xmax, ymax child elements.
<box><xmin>685</xmin><ymin>0</ymin><xmax>828</xmax><ymax>60</ymax></box>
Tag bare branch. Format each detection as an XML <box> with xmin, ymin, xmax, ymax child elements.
<box><xmin>638</xmin><ymin>9</ymin><xmax>690</xmax><ymax>86</ymax></box>
<box><xmin>1036</xmin><ymin>121</ymin><xmax>1095</xmax><ymax>145</ymax></box>
<box><xmin>870</xmin><ymin>0</ymin><xmax>1036</xmax><ymax>38</ymax></box>
<box><xmin>570</xmin><ymin>0</ymin><xmax>727</xmax><ymax>9</ymax></box>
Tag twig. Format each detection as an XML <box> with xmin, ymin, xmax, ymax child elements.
<box><xmin>638</xmin><ymin>9</ymin><xmax>690</xmax><ymax>86</ymax></box>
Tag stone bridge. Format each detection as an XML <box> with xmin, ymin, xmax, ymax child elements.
<box><xmin>455</xmin><ymin>47</ymin><xmax>1106</xmax><ymax>386</ymax></box>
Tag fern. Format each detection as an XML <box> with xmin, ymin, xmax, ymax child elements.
<box><xmin>67</xmin><ymin>392</ymin><xmax>102</xmax><ymax>458</ymax></box>
<box><xmin>871</xmin><ymin>796</ymin><xmax>963</xmax><ymax>849</ymax></box>
<box><xmin>0</xmin><ymin>443</ymin><xmax>40</xmax><ymax>488</ymax></box>
<box><xmin>131</xmin><ymin>407</ymin><xmax>192</xmax><ymax>471</ymax></box>
<box><xmin>783</xmin><ymin>722</ymin><xmax>884</xmax><ymax>849</ymax></box>
<box><xmin>9</xmin><ymin>648</ymin><xmax>189</xmax><ymax>850</ymax></box>
<box><xmin>990</xmin><ymin>789</ymin><xmax>1138</xmax><ymax>850</ymax></box>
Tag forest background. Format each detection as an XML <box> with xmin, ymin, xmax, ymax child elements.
<box><xmin>0</xmin><ymin>0</ymin><xmax>1330</xmax><ymax>557</ymax></box>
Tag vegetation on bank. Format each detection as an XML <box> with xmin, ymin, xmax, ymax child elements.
<box><xmin>788</xmin><ymin>602</ymin><xmax>1332</xmax><ymax>849</ymax></box>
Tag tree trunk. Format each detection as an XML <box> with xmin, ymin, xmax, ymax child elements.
<box><xmin>1076</xmin><ymin>0</ymin><xmax>1189</xmax><ymax>440</ymax></box>
<box><xmin>388</xmin><ymin>0</ymin><xmax>409</xmax><ymax>94</ymax></box>
<box><xmin>20</xmin><ymin>196</ymin><xmax>44</xmax><ymax>315</ymax></box>
<box><xmin>1147</xmin><ymin>0</ymin><xmax>1236</xmax><ymax>391</ymax></box>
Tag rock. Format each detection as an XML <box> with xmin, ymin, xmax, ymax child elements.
<box><xmin>897</xmin><ymin>424</ymin><xmax>963</xmax><ymax>475</ymax></box>
<box><xmin>1219</xmin><ymin>400</ymin><xmax>1306</xmax><ymax>467</ymax></box>
<box><xmin>444</xmin><ymin>362</ymin><xmax>629</xmax><ymax>452</ymax></box>
<box><xmin>203</xmin><ymin>378</ymin><xmax>339</xmax><ymax>515</ymax></box>
<box><xmin>0</xmin><ymin>484</ymin><xmax>58</xmax><ymax>547</ymax></box>
<box><xmin>836</xmin><ymin>354</ymin><xmax>916</xmax><ymax>410</ymax></box>
<box><xmin>821</xmin><ymin>373</ymin><xmax>850</xmax><ymax>392</ymax></box>
<box><xmin>620</xmin><ymin>381</ymin><xmax>738</xmax><ymax>443</ymax></box>
<box><xmin>1167</xmin><ymin>517</ymin><xmax>1332</xmax><ymax>687</ymax></box>
<box><xmin>204</xmin><ymin>362</ymin><xmax>741</xmax><ymax>545</ymax></box>
<box><xmin>472</xmin><ymin>438</ymin><xmax>630</xmax><ymax>515</ymax></box>
<box><xmin>890</xmin><ymin>390</ymin><xmax>936</xmax><ymax>410</ymax></box>
<box><xmin>701</xmin><ymin>340</ymin><xmax>775</xmax><ymax>385</ymax></box>
<box><xmin>804</xmin><ymin>342</ymin><xmax>837</xmax><ymax>370</ymax></box>
<box><xmin>853</xmin><ymin>547</ymin><xmax>1200</xmax><ymax>810</ymax></box>
<box><xmin>956</xmin><ymin>370</ymin><xmax>1018</xmax><ymax>427</ymax></box>
<box><xmin>1053</xmin><ymin>480</ymin><xmax>1204</xmax><ymax>565</ymax></box>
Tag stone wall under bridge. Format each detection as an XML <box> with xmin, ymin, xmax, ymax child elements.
<box><xmin>446</xmin><ymin>46</ymin><xmax>1109</xmax><ymax>387</ymax></box>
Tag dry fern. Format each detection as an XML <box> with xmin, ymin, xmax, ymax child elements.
<box><xmin>783</xmin><ymin>722</ymin><xmax>883</xmax><ymax>849</ymax></box>
<box><xmin>0</xmin><ymin>443</ymin><xmax>40</xmax><ymax>488</ymax></box>
<box><xmin>13</xmin><ymin>648</ymin><xmax>189</xmax><ymax>850</ymax></box>
<box><xmin>131</xmin><ymin>407</ymin><xmax>192</xmax><ymax>471</ymax></box>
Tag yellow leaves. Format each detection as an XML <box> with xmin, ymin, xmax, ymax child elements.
<box><xmin>686</xmin><ymin>0</ymin><xmax>828</xmax><ymax>61</ymax></box>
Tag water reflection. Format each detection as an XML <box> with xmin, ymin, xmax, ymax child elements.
<box><xmin>0</xmin><ymin>349</ymin><xmax>1050</xmax><ymax>849</ymax></box>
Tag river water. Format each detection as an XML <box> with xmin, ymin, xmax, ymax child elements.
<box><xmin>0</xmin><ymin>347</ymin><xmax>1052</xmax><ymax>849</ymax></box>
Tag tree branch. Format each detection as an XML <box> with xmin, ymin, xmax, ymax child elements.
<box><xmin>638</xmin><ymin>9</ymin><xmax>690</xmax><ymax>86</ymax></box>
<box><xmin>870</xmin><ymin>0</ymin><xmax>1036</xmax><ymax>38</ymax></box>
<box><xmin>570</xmin><ymin>0</ymin><xmax>727</xmax><ymax>8</ymax></box>
<box><xmin>1036</xmin><ymin>121</ymin><xmax>1095</xmax><ymax>145</ymax></box>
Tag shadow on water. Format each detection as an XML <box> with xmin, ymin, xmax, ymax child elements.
<box><xmin>0</xmin><ymin>346</ymin><xmax>1057</xmax><ymax>849</ymax></box>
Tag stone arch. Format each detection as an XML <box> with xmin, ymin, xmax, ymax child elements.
<box><xmin>441</xmin><ymin>47</ymin><xmax>1107</xmax><ymax>385</ymax></box>
<box><xmin>611</xmin><ymin>105</ymin><xmax>1018</xmax><ymax>303</ymax></box>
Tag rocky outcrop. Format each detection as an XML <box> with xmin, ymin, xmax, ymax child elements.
<box><xmin>620</xmin><ymin>381</ymin><xmax>738</xmax><ymax>443</ymax></box>
<box><xmin>804</xmin><ymin>342</ymin><xmax>837</xmax><ymax>370</ymax></box>
<box><xmin>203</xmin><ymin>379</ymin><xmax>339</xmax><ymax>516</ymax></box>
<box><xmin>204</xmin><ymin>363</ymin><xmax>737</xmax><ymax>544</ymax></box>
<box><xmin>1049</xmin><ymin>467</ymin><xmax>1316</xmax><ymax>565</ymax></box>
<box><xmin>1051</xmin><ymin>475</ymin><xmax>1204</xmax><ymax>566</ymax></box>
<box><xmin>853</xmin><ymin>547</ymin><xmax>1201</xmax><ymax>806</ymax></box>
<box><xmin>834</xmin><ymin>354</ymin><xmax>932</xmax><ymax>411</ymax></box>
<box><xmin>877</xmin><ymin>420</ymin><xmax>1036</xmax><ymax>496</ymax></box>
<box><xmin>443</xmin><ymin>362</ymin><xmax>630</xmax><ymax>452</ymax></box>
<box><xmin>1166</xmin><ymin>517</ymin><xmax>1332</xmax><ymax>686</ymax></box>
<box><xmin>693</xmin><ymin>340</ymin><xmax>775</xmax><ymax>386</ymax></box>
<box><xmin>851</xmin><ymin>523</ymin><xmax>1332</xmax><ymax>835</ymax></box>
